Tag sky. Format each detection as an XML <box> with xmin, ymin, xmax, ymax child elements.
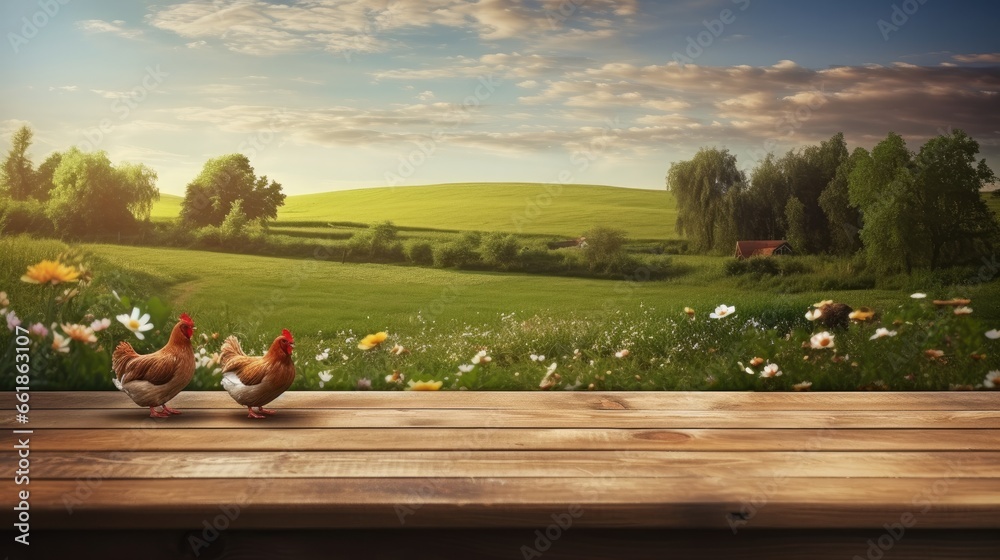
<box><xmin>2</xmin><ymin>0</ymin><xmax>1000</xmax><ymax>196</ymax></box>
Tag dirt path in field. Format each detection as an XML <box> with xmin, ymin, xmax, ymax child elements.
<box><xmin>170</xmin><ymin>280</ymin><xmax>200</xmax><ymax>309</ymax></box>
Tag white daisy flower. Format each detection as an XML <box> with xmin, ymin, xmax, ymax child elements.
<box><xmin>810</xmin><ymin>331</ymin><xmax>835</xmax><ymax>350</ymax></box>
<box><xmin>984</xmin><ymin>371</ymin><xmax>1000</xmax><ymax>389</ymax></box>
<box><xmin>870</xmin><ymin>328</ymin><xmax>898</xmax><ymax>340</ymax></box>
<box><xmin>318</xmin><ymin>370</ymin><xmax>333</xmax><ymax>388</ymax></box>
<box><xmin>116</xmin><ymin>307</ymin><xmax>154</xmax><ymax>340</ymax></box>
<box><xmin>709</xmin><ymin>304</ymin><xmax>735</xmax><ymax>319</ymax></box>
<box><xmin>760</xmin><ymin>363</ymin><xmax>782</xmax><ymax>378</ymax></box>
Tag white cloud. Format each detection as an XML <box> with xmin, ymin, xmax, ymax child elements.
<box><xmin>76</xmin><ymin>19</ymin><xmax>143</xmax><ymax>39</ymax></box>
<box><xmin>953</xmin><ymin>53</ymin><xmax>1000</xmax><ymax>63</ymax></box>
<box><xmin>148</xmin><ymin>0</ymin><xmax>640</xmax><ymax>56</ymax></box>
<box><xmin>49</xmin><ymin>85</ymin><xmax>79</xmax><ymax>93</ymax></box>
<box><xmin>373</xmin><ymin>53</ymin><xmax>577</xmax><ymax>81</ymax></box>
<box><xmin>417</xmin><ymin>90</ymin><xmax>435</xmax><ymax>101</ymax></box>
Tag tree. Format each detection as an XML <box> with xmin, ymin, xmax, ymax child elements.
<box><xmin>849</xmin><ymin>133</ymin><xmax>923</xmax><ymax>275</ymax></box>
<box><xmin>781</xmin><ymin>133</ymin><xmax>847</xmax><ymax>253</ymax></box>
<box><xmin>117</xmin><ymin>162</ymin><xmax>159</xmax><ymax>221</ymax></box>
<box><xmin>220</xmin><ymin>199</ymin><xmax>250</xmax><ymax>240</ymax></box>
<box><xmin>784</xmin><ymin>196</ymin><xmax>808</xmax><ymax>254</ymax></box>
<box><xmin>742</xmin><ymin>152</ymin><xmax>790</xmax><ymax>240</ymax></box>
<box><xmin>180</xmin><ymin>154</ymin><xmax>285</xmax><ymax>227</ymax></box>
<box><xmin>667</xmin><ymin>148</ymin><xmax>745</xmax><ymax>253</ymax></box>
<box><xmin>46</xmin><ymin>148</ymin><xmax>160</xmax><ymax>237</ymax></box>
<box><xmin>819</xmin><ymin>147</ymin><xmax>865</xmax><ymax>255</ymax></box>
<box><xmin>912</xmin><ymin>129</ymin><xmax>998</xmax><ymax>268</ymax></box>
<box><xmin>33</xmin><ymin>152</ymin><xmax>62</xmax><ymax>201</ymax></box>
<box><xmin>1</xmin><ymin>125</ymin><xmax>36</xmax><ymax>200</ymax></box>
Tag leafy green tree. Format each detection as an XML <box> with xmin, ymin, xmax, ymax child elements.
<box><xmin>913</xmin><ymin>129</ymin><xmax>997</xmax><ymax>268</ymax></box>
<box><xmin>849</xmin><ymin>133</ymin><xmax>923</xmax><ymax>275</ymax></box>
<box><xmin>819</xmin><ymin>147</ymin><xmax>865</xmax><ymax>255</ymax></box>
<box><xmin>743</xmin><ymin>152</ymin><xmax>790</xmax><ymax>240</ymax></box>
<box><xmin>667</xmin><ymin>148</ymin><xmax>745</xmax><ymax>253</ymax></box>
<box><xmin>220</xmin><ymin>198</ymin><xmax>249</xmax><ymax>240</ymax></box>
<box><xmin>33</xmin><ymin>152</ymin><xmax>62</xmax><ymax>201</ymax></box>
<box><xmin>46</xmin><ymin>148</ymin><xmax>160</xmax><ymax>237</ymax></box>
<box><xmin>180</xmin><ymin>154</ymin><xmax>285</xmax><ymax>227</ymax></box>
<box><xmin>783</xmin><ymin>196</ymin><xmax>808</xmax><ymax>254</ymax></box>
<box><xmin>781</xmin><ymin>133</ymin><xmax>847</xmax><ymax>253</ymax></box>
<box><xmin>1</xmin><ymin>125</ymin><xmax>36</xmax><ymax>200</ymax></box>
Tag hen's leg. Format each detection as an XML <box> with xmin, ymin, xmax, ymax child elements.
<box><xmin>247</xmin><ymin>406</ymin><xmax>266</xmax><ymax>419</ymax></box>
<box><xmin>257</xmin><ymin>407</ymin><xmax>277</xmax><ymax>415</ymax></box>
<box><xmin>162</xmin><ymin>404</ymin><xmax>182</xmax><ymax>415</ymax></box>
<box><xmin>149</xmin><ymin>406</ymin><xmax>171</xmax><ymax>418</ymax></box>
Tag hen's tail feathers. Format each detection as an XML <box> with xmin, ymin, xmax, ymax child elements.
<box><xmin>111</xmin><ymin>341</ymin><xmax>138</xmax><ymax>380</ymax></box>
<box><xmin>221</xmin><ymin>371</ymin><xmax>243</xmax><ymax>393</ymax></box>
<box><xmin>219</xmin><ymin>335</ymin><xmax>246</xmax><ymax>369</ymax></box>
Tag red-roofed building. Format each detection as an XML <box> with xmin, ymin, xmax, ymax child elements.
<box><xmin>734</xmin><ymin>240</ymin><xmax>793</xmax><ymax>259</ymax></box>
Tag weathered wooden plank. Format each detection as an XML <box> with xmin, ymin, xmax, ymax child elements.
<box><xmin>13</xmin><ymin>478</ymin><xmax>1000</xmax><ymax>529</ymax></box>
<box><xmin>17</xmin><ymin>450</ymin><xmax>1000</xmax><ymax>479</ymax></box>
<box><xmin>14</xmin><ymin>390</ymin><xmax>1000</xmax><ymax>411</ymax></box>
<box><xmin>6</xmin><ymin>408</ymin><xmax>998</xmax><ymax>429</ymax></box>
<box><xmin>28</xmin><ymin>428</ymin><xmax>1000</xmax><ymax>451</ymax></box>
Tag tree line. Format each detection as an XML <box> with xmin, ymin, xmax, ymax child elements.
<box><xmin>0</xmin><ymin>124</ymin><xmax>286</xmax><ymax>238</ymax></box>
<box><xmin>667</xmin><ymin>130</ymin><xmax>998</xmax><ymax>273</ymax></box>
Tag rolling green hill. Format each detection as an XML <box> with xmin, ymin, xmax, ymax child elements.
<box><xmin>150</xmin><ymin>193</ymin><xmax>183</xmax><ymax>222</ymax></box>
<box><xmin>152</xmin><ymin>183</ymin><xmax>678</xmax><ymax>239</ymax></box>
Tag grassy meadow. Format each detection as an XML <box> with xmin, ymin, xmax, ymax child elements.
<box><xmin>3</xmin><ymin>183</ymin><xmax>999</xmax><ymax>392</ymax></box>
<box><xmin>151</xmin><ymin>183</ymin><xmax>679</xmax><ymax>240</ymax></box>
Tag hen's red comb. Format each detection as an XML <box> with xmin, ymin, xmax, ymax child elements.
<box><xmin>179</xmin><ymin>313</ymin><xmax>194</xmax><ymax>326</ymax></box>
<box><xmin>282</xmin><ymin>328</ymin><xmax>294</xmax><ymax>343</ymax></box>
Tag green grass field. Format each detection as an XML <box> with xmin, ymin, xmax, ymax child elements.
<box><xmin>80</xmin><ymin>244</ymin><xmax>883</xmax><ymax>333</ymax></box>
<box><xmin>152</xmin><ymin>183</ymin><xmax>679</xmax><ymax>240</ymax></box>
<box><xmin>7</xmin><ymin>183</ymin><xmax>999</xmax><ymax>392</ymax></box>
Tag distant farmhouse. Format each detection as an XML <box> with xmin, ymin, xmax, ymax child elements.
<box><xmin>734</xmin><ymin>240</ymin><xmax>793</xmax><ymax>259</ymax></box>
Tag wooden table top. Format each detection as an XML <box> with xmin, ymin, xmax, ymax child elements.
<box><xmin>2</xmin><ymin>390</ymin><xmax>999</xmax><ymax>536</ymax></box>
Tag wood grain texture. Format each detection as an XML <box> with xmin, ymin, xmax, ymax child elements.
<box><xmin>10</xmin><ymin>478</ymin><xmax>1000</xmax><ymax>529</ymax></box>
<box><xmin>5</xmin><ymin>407</ymin><xmax>999</xmax><ymax>429</ymax></box>
<box><xmin>29</xmin><ymin>428</ymin><xmax>1000</xmax><ymax>451</ymax></box>
<box><xmin>2</xmin><ymin>391</ymin><xmax>998</xmax><ymax>537</ymax></box>
<box><xmin>15</xmin><ymin>450</ymin><xmax>1000</xmax><ymax>479</ymax></box>
<box><xmin>14</xmin><ymin>390</ymin><xmax>1000</xmax><ymax>410</ymax></box>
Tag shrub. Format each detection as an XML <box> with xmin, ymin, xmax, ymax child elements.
<box><xmin>777</xmin><ymin>258</ymin><xmax>811</xmax><ymax>275</ymax></box>
<box><xmin>582</xmin><ymin>226</ymin><xmax>628</xmax><ymax>272</ymax></box>
<box><xmin>349</xmin><ymin>221</ymin><xmax>404</xmax><ymax>261</ymax></box>
<box><xmin>220</xmin><ymin>199</ymin><xmax>250</xmax><ymax>241</ymax></box>
<box><xmin>405</xmin><ymin>240</ymin><xmax>434</xmax><ymax>265</ymax></box>
<box><xmin>193</xmin><ymin>225</ymin><xmax>223</xmax><ymax>246</ymax></box>
<box><xmin>481</xmin><ymin>232</ymin><xmax>520</xmax><ymax>269</ymax></box>
<box><xmin>433</xmin><ymin>241</ymin><xmax>480</xmax><ymax>268</ymax></box>
<box><xmin>725</xmin><ymin>257</ymin><xmax>779</xmax><ymax>276</ymax></box>
<box><xmin>0</xmin><ymin>198</ymin><xmax>54</xmax><ymax>236</ymax></box>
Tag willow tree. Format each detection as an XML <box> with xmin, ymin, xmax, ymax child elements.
<box><xmin>667</xmin><ymin>148</ymin><xmax>745</xmax><ymax>253</ymax></box>
<box><xmin>46</xmin><ymin>148</ymin><xmax>159</xmax><ymax>236</ymax></box>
